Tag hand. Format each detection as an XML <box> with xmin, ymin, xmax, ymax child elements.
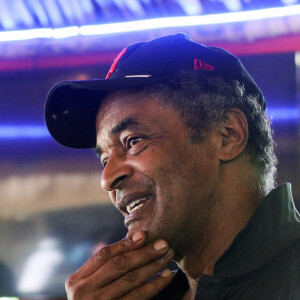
<box><xmin>65</xmin><ymin>231</ymin><xmax>174</xmax><ymax>299</ymax></box>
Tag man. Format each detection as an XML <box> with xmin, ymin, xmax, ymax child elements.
<box><xmin>45</xmin><ymin>33</ymin><xmax>300</xmax><ymax>299</ymax></box>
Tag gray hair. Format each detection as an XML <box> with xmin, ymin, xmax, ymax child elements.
<box><xmin>144</xmin><ymin>71</ymin><xmax>277</xmax><ymax>195</ymax></box>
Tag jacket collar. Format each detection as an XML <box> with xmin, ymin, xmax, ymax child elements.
<box><xmin>213</xmin><ymin>183</ymin><xmax>300</xmax><ymax>277</ymax></box>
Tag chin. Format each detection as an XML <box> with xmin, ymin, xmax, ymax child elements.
<box><xmin>126</xmin><ymin>222</ymin><xmax>160</xmax><ymax>244</ymax></box>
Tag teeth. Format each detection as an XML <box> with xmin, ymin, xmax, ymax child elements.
<box><xmin>126</xmin><ymin>197</ymin><xmax>147</xmax><ymax>214</ymax></box>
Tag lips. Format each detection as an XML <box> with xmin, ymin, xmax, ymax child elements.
<box><xmin>126</xmin><ymin>197</ymin><xmax>148</xmax><ymax>214</ymax></box>
<box><xmin>125</xmin><ymin>197</ymin><xmax>153</xmax><ymax>227</ymax></box>
<box><xmin>116</xmin><ymin>192</ymin><xmax>153</xmax><ymax>226</ymax></box>
<box><xmin>117</xmin><ymin>192</ymin><xmax>150</xmax><ymax>212</ymax></box>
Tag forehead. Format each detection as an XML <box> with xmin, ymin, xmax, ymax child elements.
<box><xmin>95</xmin><ymin>89</ymin><xmax>186</xmax><ymax>145</ymax></box>
<box><xmin>96</xmin><ymin>89</ymin><xmax>170</xmax><ymax>133</ymax></box>
<box><xmin>96</xmin><ymin>89</ymin><xmax>151</xmax><ymax>125</ymax></box>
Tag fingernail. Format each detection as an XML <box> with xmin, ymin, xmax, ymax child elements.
<box><xmin>132</xmin><ymin>232</ymin><xmax>143</xmax><ymax>243</ymax></box>
<box><xmin>154</xmin><ymin>240</ymin><xmax>167</xmax><ymax>251</ymax></box>
<box><xmin>160</xmin><ymin>269</ymin><xmax>172</xmax><ymax>277</ymax></box>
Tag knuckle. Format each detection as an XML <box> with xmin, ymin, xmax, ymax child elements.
<box><xmin>122</xmin><ymin>270</ymin><xmax>138</xmax><ymax>284</ymax></box>
<box><xmin>65</xmin><ymin>273</ymin><xmax>76</xmax><ymax>290</ymax></box>
<box><xmin>65</xmin><ymin>278</ymin><xmax>85</xmax><ymax>300</ymax></box>
<box><xmin>109</xmin><ymin>254</ymin><xmax>127</xmax><ymax>271</ymax></box>
<box><xmin>95</xmin><ymin>246</ymin><xmax>111</xmax><ymax>262</ymax></box>
<box><xmin>65</xmin><ymin>274</ymin><xmax>107</xmax><ymax>300</ymax></box>
<box><xmin>120</xmin><ymin>237</ymin><xmax>131</xmax><ymax>249</ymax></box>
<box><xmin>65</xmin><ymin>276</ymin><xmax>72</xmax><ymax>289</ymax></box>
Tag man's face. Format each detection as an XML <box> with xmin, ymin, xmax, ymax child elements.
<box><xmin>95</xmin><ymin>90</ymin><xmax>220</xmax><ymax>253</ymax></box>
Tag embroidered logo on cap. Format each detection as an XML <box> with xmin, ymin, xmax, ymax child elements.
<box><xmin>194</xmin><ymin>59</ymin><xmax>214</xmax><ymax>71</ymax></box>
<box><xmin>106</xmin><ymin>48</ymin><xmax>128</xmax><ymax>79</ymax></box>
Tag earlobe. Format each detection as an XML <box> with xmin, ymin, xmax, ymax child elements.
<box><xmin>218</xmin><ymin>108</ymin><xmax>248</xmax><ymax>162</ymax></box>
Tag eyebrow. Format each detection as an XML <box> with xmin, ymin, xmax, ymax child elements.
<box><xmin>95</xmin><ymin>117</ymin><xmax>146</xmax><ymax>159</ymax></box>
<box><xmin>111</xmin><ymin>117</ymin><xmax>142</xmax><ymax>135</ymax></box>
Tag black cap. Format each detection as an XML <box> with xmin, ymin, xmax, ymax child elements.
<box><xmin>45</xmin><ymin>33</ymin><xmax>265</xmax><ymax>149</ymax></box>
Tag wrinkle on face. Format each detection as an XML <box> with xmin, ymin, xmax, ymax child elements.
<box><xmin>95</xmin><ymin>89</ymin><xmax>221</xmax><ymax>260</ymax></box>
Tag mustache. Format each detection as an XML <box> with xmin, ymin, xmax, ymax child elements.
<box><xmin>116</xmin><ymin>178</ymin><xmax>156</xmax><ymax>202</ymax></box>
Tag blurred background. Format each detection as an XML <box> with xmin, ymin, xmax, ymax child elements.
<box><xmin>0</xmin><ymin>0</ymin><xmax>300</xmax><ymax>299</ymax></box>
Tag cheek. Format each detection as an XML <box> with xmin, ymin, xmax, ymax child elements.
<box><xmin>129</xmin><ymin>145</ymin><xmax>161</xmax><ymax>174</ymax></box>
<box><xmin>157</xmin><ymin>147</ymin><xmax>216</xmax><ymax>202</ymax></box>
<box><xmin>150</xmin><ymin>150</ymin><xmax>191</xmax><ymax>200</ymax></box>
<box><xmin>128</xmin><ymin>146</ymin><xmax>175</xmax><ymax>197</ymax></box>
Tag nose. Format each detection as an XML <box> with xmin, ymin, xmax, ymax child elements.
<box><xmin>101</xmin><ymin>152</ymin><xmax>133</xmax><ymax>191</ymax></box>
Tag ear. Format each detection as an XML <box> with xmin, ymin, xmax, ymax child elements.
<box><xmin>217</xmin><ymin>108</ymin><xmax>248</xmax><ymax>162</ymax></box>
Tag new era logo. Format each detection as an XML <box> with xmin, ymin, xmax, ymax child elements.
<box><xmin>194</xmin><ymin>59</ymin><xmax>214</xmax><ymax>71</ymax></box>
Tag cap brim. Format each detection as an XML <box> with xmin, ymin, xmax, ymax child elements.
<box><xmin>45</xmin><ymin>76</ymin><xmax>168</xmax><ymax>149</ymax></box>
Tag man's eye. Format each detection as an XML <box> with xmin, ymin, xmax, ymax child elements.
<box><xmin>101</xmin><ymin>159</ymin><xmax>108</xmax><ymax>168</ymax></box>
<box><xmin>127</xmin><ymin>137</ymin><xmax>142</xmax><ymax>148</ymax></box>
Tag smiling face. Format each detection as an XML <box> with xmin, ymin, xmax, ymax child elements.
<box><xmin>95</xmin><ymin>89</ymin><xmax>221</xmax><ymax>254</ymax></box>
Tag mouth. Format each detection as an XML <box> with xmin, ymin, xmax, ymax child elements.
<box><xmin>126</xmin><ymin>197</ymin><xmax>148</xmax><ymax>214</ymax></box>
<box><xmin>125</xmin><ymin>197</ymin><xmax>153</xmax><ymax>227</ymax></box>
<box><xmin>117</xmin><ymin>193</ymin><xmax>153</xmax><ymax>227</ymax></box>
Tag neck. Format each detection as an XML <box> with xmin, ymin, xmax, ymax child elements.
<box><xmin>176</xmin><ymin>158</ymin><xmax>263</xmax><ymax>285</ymax></box>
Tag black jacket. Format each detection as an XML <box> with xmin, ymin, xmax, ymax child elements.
<box><xmin>154</xmin><ymin>183</ymin><xmax>300</xmax><ymax>299</ymax></box>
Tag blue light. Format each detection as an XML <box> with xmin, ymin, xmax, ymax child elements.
<box><xmin>0</xmin><ymin>28</ymin><xmax>52</xmax><ymax>41</ymax></box>
<box><xmin>52</xmin><ymin>26</ymin><xmax>80</xmax><ymax>39</ymax></box>
<box><xmin>80</xmin><ymin>5</ymin><xmax>300</xmax><ymax>36</ymax></box>
<box><xmin>0</xmin><ymin>126</ymin><xmax>49</xmax><ymax>139</ymax></box>
<box><xmin>0</xmin><ymin>27</ymin><xmax>80</xmax><ymax>41</ymax></box>
<box><xmin>267</xmin><ymin>108</ymin><xmax>300</xmax><ymax>121</ymax></box>
<box><xmin>1</xmin><ymin>4</ymin><xmax>300</xmax><ymax>42</ymax></box>
<box><xmin>0</xmin><ymin>108</ymin><xmax>298</xmax><ymax>140</ymax></box>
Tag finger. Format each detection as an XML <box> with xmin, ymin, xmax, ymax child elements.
<box><xmin>90</xmin><ymin>240</ymin><xmax>171</xmax><ymax>288</ymax></box>
<box><xmin>95</xmin><ymin>248</ymin><xmax>174</xmax><ymax>299</ymax></box>
<box><xmin>119</xmin><ymin>269</ymin><xmax>173</xmax><ymax>300</ymax></box>
<box><xmin>73</xmin><ymin>231</ymin><xmax>146</xmax><ymax>279</ymax></box>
